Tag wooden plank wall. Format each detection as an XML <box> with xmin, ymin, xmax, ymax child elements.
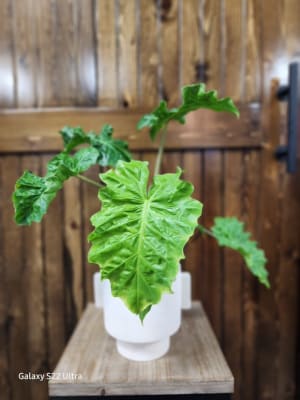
<box><xmin>0</xmin><ymin>1</ymin><xmax>299</xmax><ymax>400</ymax></box>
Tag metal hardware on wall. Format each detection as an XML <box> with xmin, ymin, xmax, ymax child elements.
<box><xmin>275</xmin><ymin>62</ymin><xmax>300</xmax><ymax>173</ymax></box>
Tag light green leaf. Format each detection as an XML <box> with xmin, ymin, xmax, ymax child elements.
<box><xmin>137</xmin><ymin>83</ymin><xmax>240</xmax><ymax>140</ymax></box>
<box><xmin>13</xmin><ymin>149</ymin><xmax>99</xmax><ymax>226</ymax></box>
<box><xmin>88</xmin><ymin>160</ymin><xmax>203</xmax><ymax>321</ymax></box>
<box><xmin>211</xmin><ymin>217</ymin><xmax>270</xmax><ymax>288</ymax></box>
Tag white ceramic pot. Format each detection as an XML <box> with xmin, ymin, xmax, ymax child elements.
<box><xmin>93</xmin><ymin>268</ymin><xmax>191</xmax><ymax>361</ymax></box>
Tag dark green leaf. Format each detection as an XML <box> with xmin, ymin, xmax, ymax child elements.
<box><xmin>88</xmin><ymin>160</ymin><xmax>203</xmax><ymax>321</ymax></box>
<box><xmin>210</xmin><ymin>217</ymin><xmax>270</xmax><ymax>288</ymax></box>
<box><xmin>60</xmin><ymin>124</ymin><xmax>131</xmax><ymax>167</ymax></box>
<box><xmin>137</xmin><ymin>83</ymin><xmax>240</xmax><ymax>140</ymax></box>
<box><xmin>59</xmin><ymin>126</ymin><xmax>90</xmax><ymax>153</ymax></box>
<box><xmin>89</xmin><ymin>124</ymin><xmax>131</xmax><ymax>167</ymax></box>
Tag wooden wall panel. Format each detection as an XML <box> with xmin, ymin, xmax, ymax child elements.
<box><xmin>42</xmin><ymin>155</ymin><xmax>66</xmax><ymax>370</ymax></box>
<box><xmin>22</xmin><ymin>156</ymin><xmax>47</xmax><ymax>400</ymax></box>
<box><xmin>0</xmin><ymin>1</ymin><xmax>299</xmax><ymax>400</ymax></box>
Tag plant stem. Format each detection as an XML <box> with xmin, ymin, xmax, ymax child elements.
<box><xmin>154</xmin><ymin>125</ymin><xmax>168</xmax><ymax>175</ymax></box>
<box><xmin>76</xmin><ymin>174</ymin><xmax>102</xmax><ymax>188</ymax></box>
<box><xmin>198</xmin><ymin>224</ymin><xmax>215</xmax><ymax>238</ymax></box>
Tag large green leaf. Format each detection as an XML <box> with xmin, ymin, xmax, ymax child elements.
<box><xmin>13</xmin><ymin>148</ymin><xmax>99</xmax><ymax>225</ymax></box>
<box><xmin>88</xmin><ymin>160</ymin><xmax>203</xmax><ymax>321</ymax></box>
<box><xmin>60</xmin><ymin>124</ymin><xmax>131</xmax><ymax>166</ymax></box>
<box><xmin>137</xmin><ymin>83</ymin><xmax>240</xmax><ymax>140</ymax></box>
<box><xmin>210</xmin><ymin>217</ymin><xmax>270</xmax><ymax>288</ymax></box>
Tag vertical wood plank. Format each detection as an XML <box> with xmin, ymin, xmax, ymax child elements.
<box><xmin>258</xmin><ymin>0</ymin><xmax>285</xmax><ymax>397</ymax></box>
<box><xmin>63</xmin><ymin>177</ymin><xmax>84</xmax><ymax>336</ymax></box>
<box><xmin>224</xmin><ymin>0</ymin><xmax>244</xmax><ymax>101</ymax></box>
<box><xmin>21</xmin><ymin>155</ymin><xmax>47</xmax><ymax>399</ymax></box>
<box><xmin>245</xmin><ymin>0</ymin><xmax>262</xmax><ymax>102</ymax></box>
<box><xmin>0</xmin><ymin>157</ymin><xmax>10</xmax><ymax>400</ymax></box>
<box><xmin>202</xmin><ymin>0</ymin><xmax>222</xmax><ymax>90</ymax></box>
<box><xmin>241</xmin><ymin>150</ymin><xmax>260</xmax><ymax>400</ymax></box>
<box><xmin>118</xmin><ymin>0</ymin><xmax>138</xmax><ymax>108</ymax></box>
<box><xmin>222</xmin><ymin>4</ymin><xmax>245</xmax><ymax>399</ymax></box>
<box><xmin>162</xmin><ymin>151</ymin><xmax>182</xmax><ymax>174</ymax></box>
<box><xmin>159</xmin><ymin>0</ymin><xmax>180</xmax><ymax>106</ymax></box>
<box><xmin>181</xmin><ymin>0</ymin><xmax>202</xmax><ymax>86</ymax></box>
<box><xmin>277</xmin><ymin>1</ymin><xmax>300</xmax><ymax>398</ymax></box>
<box><xmin>242</xmin><ymin>2</ymin><xmax>262</xmax><ymax>399</ymax></box>
<box><xmin>183</xmin><ymin>151</ymin><xmax>203</xmax><ymax>299</ymax></box>
<box><xmin>277</xmin><ymin>165</ymin><xmax>300</xmax><ymax>400</ymax></box>
<box><xmin>257</xmin><ymin>81</ymin><xmax>282</xmax><ymax>400</ymax></box>
<box><xmin>13</xmin><ymin>0</ymin><xmax>37</xmax><ymax>107</ymax></box>
<box><xmin>82</xmin><ymin>165</ymin><xmax>101</xmax><ymax>303</ymax></box>
<box><xmin>42</xmin><ymin>155</ymin><xmax>66</xmax><ymax>369</ymax></box>
<box><xmin>96</xmin><ymin>0</ymin><xmax>118</xmax><ymax>107</ymax></box>
<box><xmin>139</xmin><ymin>0</ymin><xmax>159</xmax><ymax>107</ymax></box>
<box><xmin>74</xmin><ymin>0</ymin><xmax>97</xmax><ymax>106</ymax></box>
<box><xmin>223</xmin><ymin>150</ymin><xmax>243</xmax><ymax>400</ymax></box>
<box><xmin>202</xmin><ymin>150</ymin><xmax>223</xmax><ymax>340</ymax></box>
<box><xmin>0</xmin><ymin>0</ymin><xmax>15</xmax><ymax>107</ymax></box>
<box><xmin>37</xmin><ymin>0</ymin><xmax>76</xmax><ymax>106</ymax></box>
<box><xmin>1</xmin><ymin>156</ymin><xmax>30</xmax><ymax>400</ymax></box>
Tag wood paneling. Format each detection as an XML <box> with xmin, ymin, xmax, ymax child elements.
<box><xmin>0</xmin><ymin>105</ymin><xmax>262</xmax><ymax>152</ymax></box>
<box><xmin>0</xmin><ymin>1</ymin><xmax>299</xmax><ymax>400</ymax></box>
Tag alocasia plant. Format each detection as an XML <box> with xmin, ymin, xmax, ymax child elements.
<box><xmin>12</xmin><ymin>83</ymin><xmax>269</xmax><ymax>321</ymax></box>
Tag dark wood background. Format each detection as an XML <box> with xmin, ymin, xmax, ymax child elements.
<box><xmin>0</xmin><ymin>1</ymin><xmax>299</xmax><ymax>400</ymax></box>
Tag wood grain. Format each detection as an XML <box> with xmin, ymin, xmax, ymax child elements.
<box><xmin>82</xmin><ymin>165</ymin><xmax>101</xmax><ymax>303</ymax></box>
<box><xmin>181</xmin><ymin>0</ymin><xmax>202</xmax><ymax>86</ymax></box>
<box><xmin>63</xmin><ymin>177</ymin><xmax>85</xmax><ymax>335</ymax></box>
<box><xmin>202</xmin><ymin>150</ymin><xmax>223</xmax><ymax>340</ymax></box>
<box><xmin>96</xmin><ymin>0</ymin><xmax>118</xmax><ymax>107</ymax></box>
<box><xmin>22</xmin><ymin>155</ymin><xmax>47</xmax><ymax>400</ymax></box>
<box><xmin>1</xmin><ymin>156</ymin><xmax>30</xmax><ymax>400</ymax></box>
<box><xmin>42</xmin><ymin>155</ymin><xmax>66</xmax><ymax>369</ymax></box>
<box><xmin>74</xmin><ymin>0</ymin><xmax>97</xmax><ymax>106</ymax></box>
<box><xmin>203</xmin><ymin>0</ymin><xmax>222</xmax><ymax>91</ymax></box>
<box><xmin>13</xmin><ymin>0</ymin><xmax>37</xmax><ymax>107</ymax></box>
<box><xmin>223</xmin><ymin>150</ymin><xmax>243</xmax><ymax>400</ymax></box>
<box><xmin>48</xmin><ymin>302</ymin><xmax>234</xmax><ymax>396</ymax></box>
<box><xmin>241</xmin><ymin>150</ymin><xmax>260</xmax><ymax>400</ymax></box>
<box><xmin>183</xmin><ymin>151</ymin><xmax>203</xmax><ymax>299</ymax></box>
<box><xmin>257</xmin><ymin>81</ymin><xmax>282</xmax><ymax>400</ymax></box>
<box><xmin>139</xmin><ymin>0</ymin><xmax>159</xmax><ymax>107</ymax></box>
<box><xmin>0</xmin><ymin>105</ymin><xmax>262</xmax><ymax>153</ymax></box>
<box><xmin>118</xmin><ymin>0</ymin><xmax>138</xmax><ymax>108</ymax></box>
<box><xmin>0</xmin><ymin>0</ymin><xmax>15</xmax><ymax>107</ymax></box>
<box><xmin>159</xmin><ymin>0</ymin><xmax>180</xmax><ymax>106</ymax></box>
<box><xmin>0</xmin><ymin>157</ymin><xmax>10</xmax><ymax>400</ymax></box>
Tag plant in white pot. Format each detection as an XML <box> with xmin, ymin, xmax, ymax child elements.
<box><xmin>13</xmin><ymin>83</ymin><xmax>269</xmax><ymax>362</ymax></box>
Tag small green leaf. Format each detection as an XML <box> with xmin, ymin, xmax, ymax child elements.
<box><xmin>89</xmin><ymin>124</ymin><xmax>132</xmax><ymax>167</ymax></box>
<box><xmin>88</xmin><ymin>160</ymin><xmax>203</xmax><ymax>321</ymax></box>
<box><xmin>137</xmin><ymin>83</ymin><xmax>240</xmax><ymax>140</ymax></box>
<box><xmin>211</xmin><ymin>217</ymin><xmax>270</xmax><ymax>288</ymax></box>
<box><xmin>60</xmin><ymin>124</ymin><xmax>131</xmax><ymax>167</ymax></box>
<box><xmin>60</xmin><ymin>126</ymin><xmax>90</xmax><ymax>153</ymax></box>
<box><xmin>13</xmin><ymin>149</ymin><xmax>99</xmax><ymax>226</ymax></box>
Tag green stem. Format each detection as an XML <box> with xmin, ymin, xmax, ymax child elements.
<box><xmin>154</xmin><ymin>125</ymin><xmax>168</xmax><ymax>175</ymax></box>
<box><xmin>76</xmin><ymin>174</ymin><xmax>102</xmax><ymax>188</ymax></box>
<box><xmin>198</xmin><ymin>224</ymin><xmax>215</xmax><ymax>238</ymax></box>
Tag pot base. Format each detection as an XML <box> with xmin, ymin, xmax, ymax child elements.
<box><xmin>116</xmin><ymin>337</ymin><xmax>170</xmax><ymax>362</ymax></box>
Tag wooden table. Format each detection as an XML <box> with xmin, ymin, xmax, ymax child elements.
<box><xmin>48</xmin><ymin>302</ymin><xmax>234</xmax><ymax>399</ymax></box>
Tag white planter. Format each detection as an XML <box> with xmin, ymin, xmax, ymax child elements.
<box><xmin>93</xmin><ymin>268</ymin><xmax>191</xmax><ymax>361</ymax></box>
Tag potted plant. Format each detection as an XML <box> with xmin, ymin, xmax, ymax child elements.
<box><xmin>13</xmin><ymin>83</ymin><xmax>269</xmax><ymax>361</ymax></box>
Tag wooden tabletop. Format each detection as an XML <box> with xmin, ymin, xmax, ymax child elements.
<box><xmin>48</xmin><ymin>302</ymin><xmax>234</xmax><ymax>397</ymax></box>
